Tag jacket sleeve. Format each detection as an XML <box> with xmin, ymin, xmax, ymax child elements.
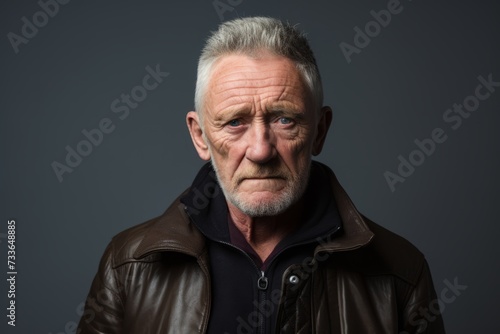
<box><xmin>400</xmin><ymin>259</ymin><xmax>446</xmax><ymax>333</ymax></box>
<box><xmin>77</xmin><ymin>241</ymin><xmax>124</xmax><ymax>334</ymax></box>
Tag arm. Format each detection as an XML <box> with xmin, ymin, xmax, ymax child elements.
<box><xmin>400</xmin><ymin>260</ymin><xmax>446</xmax><ymax>334</ymax></box>
<box><xmin>77</xmin><ymin>242</ymin><xmax>124</xmax><ymax>334</ymax></box>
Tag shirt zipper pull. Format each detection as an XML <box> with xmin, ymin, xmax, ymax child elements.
<box><xmin>257</xmin><ymin>271</ymin><xmax>268</xmax><ymax>290</ymax></box>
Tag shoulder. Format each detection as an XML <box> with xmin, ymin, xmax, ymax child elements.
<box><xmin>107</xmin><ymin>215</ymin><xmax>164</xmax><ymax>267</ymax></box>
<box><xmin>338</xmin><ymin>216</ymin><xmax>427</xmax><ymax>286</ymax></box>
<box><xmin>100</xmin><ymin>189</ymin><xmax>205</xmax><ymax>269</ymax></box>
<box><xmin>96</xmin><ymin>213</ymin><xmax>172</xmax><ymax>273</ymax></box>
<box><xmin>366</xmin><ymin>216</ymin><xmax>424</xmax><ymax>261</ymax></box>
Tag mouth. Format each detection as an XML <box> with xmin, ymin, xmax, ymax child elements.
<box><xmin>238</xmin><ymin>176</ymin><xmax>285</xmax><ymax>185</ymax></box>
<box><xmin>244</xmin><ymin>176</ymin><xmax>281</xmax><ymax>179</ymax></box>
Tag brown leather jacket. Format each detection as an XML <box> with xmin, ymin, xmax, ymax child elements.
<box><xmin>77</xmin><ymin>167</ymin><xmax>445</xmax><ymax>333</ymax></box>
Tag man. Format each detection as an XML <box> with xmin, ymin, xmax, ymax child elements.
<box><xmin>77</xmin><ymin>17</ymin><xmax>445</xmax><ymax>333</ymax></box>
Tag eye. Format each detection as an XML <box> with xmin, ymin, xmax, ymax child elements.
<box><xmin>278</xmin><ymin>117</ymin><xmax>293</xmax><ymax>125</ymax></box>
<box><xmin>227</xmin><ymin>119</ymin><xmax>241</xmax><ymax>127</ymax></box>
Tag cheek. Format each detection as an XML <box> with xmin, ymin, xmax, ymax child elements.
<box><xmin>276</xmin><ymin>132</ymin><xmax>314</xmax><ymax>170</ymax></box>
<box><xmin>206</xmin><ymin>129</ymin><xmax>232</xmax><ymax>157</ymax></box>
<box><xmin>210</xmin><ymin>136</ymin><xmax>245</xmax><ymax>161</ymax></box>
<box><xmin>207</xmin><ymin>133</ymin><xmax>247</xmax><ymax>177</ymax></box>
<box><xmin>277</xmin><ymin>128</ymin><xmax>313</xmax><ymax>155</ymax></box>
<box><xmin>285</xmin><ymin>144</ymin><xmax>311</xmax><ymax>168</ymax></box>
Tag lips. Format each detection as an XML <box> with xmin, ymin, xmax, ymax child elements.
<box><xmin>237</xmin><ymin>176</ymin><xmax>286</xmax><ymax>186</ymax></box>
<box><xmin>244</xmin><ymin>176</ymin><xmax>281</xmax><ymax>179</ymax></box>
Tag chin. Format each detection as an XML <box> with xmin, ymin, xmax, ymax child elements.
<box><xmin>229</xmin><ymin>191</ymin><xmax>297</xmax><ymax>217</ymax></box>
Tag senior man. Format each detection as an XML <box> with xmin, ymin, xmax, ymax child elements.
<box><xmin>78</xmin><ymin>17</ymin><xmax>445</xmax><ymax>333</ymax></box>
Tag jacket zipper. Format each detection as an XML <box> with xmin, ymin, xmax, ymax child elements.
<box><xmin>257</xmin><ymin>270</ymin><xmax>268</xmax><ymax>334</ymax></box>
<box><xmin>208</xmin><ymin>238</ymin><xmax>270</xmax><ymax>334</ymax></box>
<box><xmin>213</xmin><ymin>226</ymin><xmax>342</xmax><ymax>334</ymax></box>
<box><xmin>184</xmin><ymin>206</ymin><xmax>270</xmax><ymax>333</ymax></box>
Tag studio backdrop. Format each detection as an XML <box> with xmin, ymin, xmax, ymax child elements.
<box><xmin>1</xmin><ymin>0</ymin><xmax>499</xmax><ymax>333</ymax></box>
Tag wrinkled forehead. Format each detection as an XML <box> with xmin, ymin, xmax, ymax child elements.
<box><xmin>205</xmin><ymin>53</ymin><xmax>314</xmax><ymax>114</ymax></box>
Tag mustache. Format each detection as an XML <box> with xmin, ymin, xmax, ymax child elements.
<box><xmin>235</xmin><ymin>167</ymin><xmax>289</xmax><ymax>185</ymax></box>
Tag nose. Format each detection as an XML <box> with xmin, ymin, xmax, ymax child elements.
<box><xmin>245</xmin><ymin>122</ymin><xmax>276</xmax><ymax>164</ymax></box>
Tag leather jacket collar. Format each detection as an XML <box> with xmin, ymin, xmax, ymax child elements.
<box><xmin>130</xmin><ymin>161</ymin><xmax>374</xmax><ymax>263</ymax></box>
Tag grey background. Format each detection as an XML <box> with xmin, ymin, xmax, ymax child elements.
<box><xmin>1</xmin><ymin>0</ymin><xmax>498</xmax><ymax>333</ymax></box>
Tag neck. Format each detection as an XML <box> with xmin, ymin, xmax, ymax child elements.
<box><xmin>228</xmin><ymin>200</ymin><xmax>303</xmax><ymax>263</ymax></box>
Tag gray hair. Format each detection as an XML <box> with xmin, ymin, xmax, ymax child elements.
<box><xmin>194</xmin><ymin>17</ymin><xmax>323</xmax><ymax>122</ymax></box>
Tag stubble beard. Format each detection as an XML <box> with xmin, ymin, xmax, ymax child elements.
<box><xmin>209</xmin><ymin>150</ymin><xmax>311</xmax><ymax>218</ymax></box>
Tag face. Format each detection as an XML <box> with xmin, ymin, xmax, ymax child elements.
<box><xmin>187</xmin><ymin>52</ymin><xmax>331</xmax><ymax>217</ymax></box>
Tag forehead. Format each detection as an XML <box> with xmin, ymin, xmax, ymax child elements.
<box><xmin>205</xmin><ymin>53</ymin><xmax>312</xmax><ymax>113</ymax></box>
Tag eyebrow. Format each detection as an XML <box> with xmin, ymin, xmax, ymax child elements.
<box><xmin>212</xmin><ymin>102</ymin><xmax>306</xmax><ymax>124</ymax></box>
<box><xmin>266</xmin><ymin>103</ymin><xmax>306</xmax><ymax>119</ymax></box>
<box><xmin>213</xmin><ymin>108</ymin><xmax>251</xmax><ymax>124</ymax></box>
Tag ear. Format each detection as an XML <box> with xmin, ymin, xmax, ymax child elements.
<box><xmin>186</xmin><ymin>111</ymin><xmax>211</xmax><ymax>161</ymax></box>
<box><xmin>312</xmin><ymin>106</ymin><xmax>333</xmax><ymax>156</ymax></box>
